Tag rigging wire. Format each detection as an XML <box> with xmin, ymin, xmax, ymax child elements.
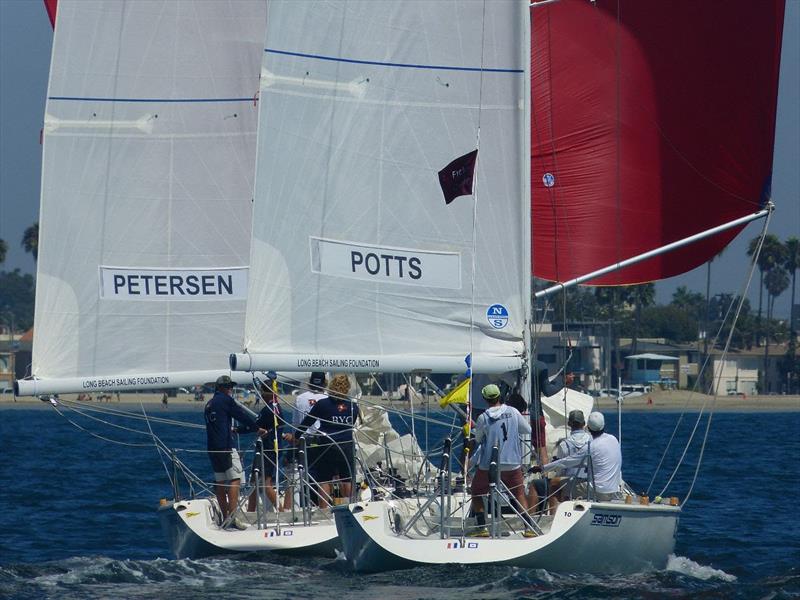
<box><xmin>140</xmin><ymin>401</ymin><xmax>174</xmax><ymax>491</ymax></box>
<box><xmin>49</xmin><ymin>402</ymin><xmax>153</xmax><ymax>448</ymax></box>
<box><xmin>646</xmin><ymin>210</ymin><xmax>771</xmax><ymax>499</ymax></box>
<box><xmin>672</xmin><ymin>219</ymin><xmax>768</xmax><ymax>506</ymax></box>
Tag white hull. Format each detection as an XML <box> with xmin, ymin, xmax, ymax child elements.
<box><xmin>158</xmin><ymin>498</ymin><xmax>339</xmax><ymax>559</ymax></box>
<box><xmin>334</xmin><ymin>499</ymin><xmax>678</xmax><ymax>573</ymax></box>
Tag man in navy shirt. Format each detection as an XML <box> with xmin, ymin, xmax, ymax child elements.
<box><xmin>204</xmin><ymin>375</ymin><xmax>263</xmax><ymax>529</ymax></box>
<box><xmin>295</xmin><ymin>374</ymin><xmax>360</xmax><ymax>507</ymax></box>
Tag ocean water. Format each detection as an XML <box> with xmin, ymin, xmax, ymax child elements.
<box><xmin>1</xmin><ymin>403</ymin><xmax>798</xmax><ymax>599</ymax></box>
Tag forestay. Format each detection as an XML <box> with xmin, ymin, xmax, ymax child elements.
<box><xmin>236</xmin><ymin>0</ymin><xmax>530</xmax><ymax>374</ymax></box>
<box><xmin>19</xmin><ymin>1</ymin><xmax>266</xmax><ymax>395</ymax></box>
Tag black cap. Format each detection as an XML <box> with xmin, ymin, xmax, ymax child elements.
<box><xmin>309</xmin><ymin>372</ymin><xmax>326</xmax><ymax>387</ymax></box>
<box><xmin>216</xmin><ymin>375</ymin><xmax>234</xmax><ymax>388</ymax></box>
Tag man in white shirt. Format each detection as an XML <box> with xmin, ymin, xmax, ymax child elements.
<box><xmin>293</xmin><ymin>372</ymin><xmax>326</xmax><ymax>500</ymax></box>
<box><xmin>532</xmin><ymin>411</ymin><xmax>621</xmax><ymax>502</ymax></box>
<box><xmin>536</xmin><ymin>409</ymin><xmax>592</xmax><ymax>510</ymax></box>
<box><xmin>294</xmin><ymin>372</ymin><xmax>327</xmax><ymax>433</ymax></box>
<box><xmin>584</xmin><ymin>411</ymin><xmax>622</xmax><ymax>500</ymax></box>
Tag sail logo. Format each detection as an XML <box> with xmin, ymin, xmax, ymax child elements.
<box><xmin>310</xmin><ymin>237</ymin><xmax>461</xmax><ymax>289</ymax></box>
<box><xmin>100</xmin><ymin>267</ymin><xmax>248</xmax><ymax>301</ymax></box>
<box><xmin>486</xmin><ymin>304</ymin><xmax>509</xmax><ymax>329</ymax></box>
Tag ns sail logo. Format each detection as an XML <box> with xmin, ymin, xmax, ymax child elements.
<box><xmin>486</xmin><ymin>304</ymin><xmax>509</xmax><ymax>330</ymax></box>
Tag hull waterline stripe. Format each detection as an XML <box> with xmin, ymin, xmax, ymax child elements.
<box><xmin>265</xmin><ymin>48</ymin><xmax>523</xmax><ymax>73</ymax></box>
<box><xmin>49</xmin><ymin>96</ymin><xmax>253</xmax><ymax>103</ymax></box>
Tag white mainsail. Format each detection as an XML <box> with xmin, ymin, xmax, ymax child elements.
<box><xmin>18</xmin><ymin>1</ymin><xmax>266</xmax><ymax>395</ymax></box>
<box><xmin>234</xmin><ymin>0</ymin><xmax>531</xmax><ymax>374</ymax></box>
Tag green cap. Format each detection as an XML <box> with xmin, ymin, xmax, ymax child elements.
<box><xmin>481</xmin><ymin>383</ymin><xmax>501</xmax><ymax>400</ymax></box>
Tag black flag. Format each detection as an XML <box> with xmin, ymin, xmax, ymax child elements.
<box><xmin>438</xmin><ymin>149</ymin><xmax>478</xmax><ymax>205</ymax></box>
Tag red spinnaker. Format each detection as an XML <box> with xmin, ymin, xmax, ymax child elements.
<box><xmin>531</xmin><ymin>1</ymin><xmax>785</xmax><ymax>285</ymax></box>
<box><xmin>43</xmin><ymin>0</ymin><xmax>57</xmax><ymax>28</ymax></box>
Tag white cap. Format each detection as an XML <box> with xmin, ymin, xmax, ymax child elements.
<box><xmin>587</xmin><ymin>411</ymin><xmax>605</xmax><ymax>432</ymax></box>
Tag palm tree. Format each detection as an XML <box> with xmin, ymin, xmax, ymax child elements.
<box><xmin>784</xmin><ymin>237</ymin><xmax>799</xmax><ymax>393</ymax></box>
<box><xmin>671</xmin><ymin>286</ymin><xmax>705</xmax><ymax>320</ymax></box>
<box><xmin>0</xmin><ymin>238</ymin><xmax>7</xmax><ymax>265</ymax></box>
<box><xmin>785</xmin><ymin>237</ymin><xmax>799</xmax><ymax>334</ymax></box>
<box><xmin>763</xmin><ymin>266</ymin><xmax>789</xmax><ymax>392</ymax></box>
<box><xmin>629</xmin><ymin>283</ymin><xmax>656</xmax><ymax>355</ymax></box>
<box><xmin>21</xmin><ymin>222</ymin><xmax>39</xmax><ymax>262</ymax></box>
<box><xmin>747</xmin><ymin>234</ymin><xmax>786</xmax><ymax>346</ymax></box>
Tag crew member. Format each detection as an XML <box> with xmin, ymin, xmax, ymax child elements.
<box><xmin>469</xmin><ymin>384</ymin><xmax>537</xmax><ymax>538</ymax></box>
<box><xmin>236</xmin><ymin>378</ymin><xmax>291</xmax><ymax>512</ymax></box>
<box><xmin>533</xmin><ymin>409</ymin><xmax>591</xmax><ymax>510</ymax></box>
<box><xmin>293</xmin><ymin>374</ymin><xmax>360</xmax><ymax>507</ymax></box>
<box><xmin>204</xmin><ymin>375</ymin><xmax>263</xmax><ymax>529</ymax></box>
<box><xmin>532</xmin><ymin>411</ymin><xmax>621</xmax><ymax>501</ymax></box>
<box><xmin>294</xmin><ymin>372</ymin><xmax>326</xmax><ymax>433</ymax></box>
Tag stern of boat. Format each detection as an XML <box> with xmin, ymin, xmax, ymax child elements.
<box><xmin>334</xmin><ymin>498</ymin><xmax>679</xmax><ymax>574</ymax></box>
<box><xmin>158</xmin><ymin>497</ymin><xmax>340</xmax><ymax>559</ymax></box>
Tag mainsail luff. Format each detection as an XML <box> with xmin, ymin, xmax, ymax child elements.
<box><xmin>22</xmin><ymin>1</ymin><xmax>266</xmax><ymax>395</ymax></box>
<box><xmin>240</xmin><ymin>0</ymin><xmax>530</xmax><ymax>373</ymax></box>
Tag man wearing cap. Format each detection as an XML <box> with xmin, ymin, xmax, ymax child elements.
<box><xmin>531</xmin><ymin>411</ymin><xmax>621</xmax><ymax>502</ymax></box>
<box><xmin>469</xmin><ymin>383</ymin><xmax>537</xmax><ymax>538</ymax></box>
<box><xmin>204</xmin><ymin>375</ymin><xmax>264</xmax><ymax>529</ymax></box>
<box><xmin>532</xmin><ymin>410</ymin><xmax>592</xmax><ymax>510</ymax></box>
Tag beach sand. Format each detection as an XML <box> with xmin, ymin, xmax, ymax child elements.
<box><xmin>1</xmin><ymin>389</ymin><xmax>798</xmax><ymax>412</ymax></box>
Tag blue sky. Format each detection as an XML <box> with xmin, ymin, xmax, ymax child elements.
<box><xmin>1</xmin><ymin>0</ymin><xmax>798</xmax><ymax>318</ymax></box>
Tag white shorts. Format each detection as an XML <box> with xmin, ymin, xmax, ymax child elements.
<box><xmin>213</xmin><ymin>450</ymin><xmax>244</xmax><ymax>483</ymax></box>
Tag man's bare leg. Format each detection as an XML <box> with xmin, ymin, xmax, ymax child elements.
<box><xmin>338</xmin><ymin>479</ymin><xmax>352</xmax><ymax>502</ymax></box>
<box><xmin>227</xmin><ymin>478</ymin><xmax>241</xmax><ymax>518</ymax></box>
<box><xmin>247</xmin><ymin>477</ymin><xmax>277</xmax><ymax>512</ymax></box>
<box><xmin>470</xmin><ymin>496</ymin><xmax>486</xmax><ymax>529</ymax></box>
<box><xmin>511</xmin><ymin>483</ymin><xmax>538</xmax><ymax>533</ymax></box>
<box><xmin>215</xmin><ymin>482</ymin><xmax>229</xmax><ymax>520</ymax></box>
<box><xmin>318</xmin><ymin>483</ymin><xmax>333</xmax><ymax>508</ymax></box>
<box><xmin>547</xmin><ymin>477</ymin><xmax>561</xmax><ymax>515</ymax></box>
<box><xmin>525</xmin><ymin>480</ymin><xmax>539</xmax><ymax>515</ymax></box>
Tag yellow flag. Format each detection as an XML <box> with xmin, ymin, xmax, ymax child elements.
<box><xmin>439</xmin><ymin>377</ymin><xmax>471</xmax><ymax>409</ymax></box>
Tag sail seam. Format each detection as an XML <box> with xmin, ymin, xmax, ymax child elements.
<box><xmin>264</xmin><ymin>48</ymin><xmax>523</xmax><ymax>73</ymax></box>
<box><xmin>49</xmin><ymin>96</ymin><xmax>254</xmax><ymax>103</ymax></box>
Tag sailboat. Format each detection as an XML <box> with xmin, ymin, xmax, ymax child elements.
<box><xmin>13</xmin><ymin>0</ymin><xmax>293</xmax><ymax>559</ymax></box>
<box><xmin>227</xmin><ymin>0</ymin><xmax>785</xmax><ymax>573</ymax></box>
